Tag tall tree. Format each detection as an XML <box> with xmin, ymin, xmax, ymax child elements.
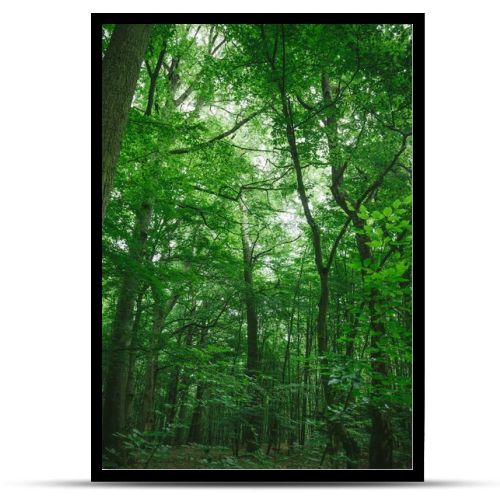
<box><xmin>102</xmin><ymin>200</ymin><xmax>153</xmax><ymax>453</ymax></box>
<box><xmin>238</xmin><ymin>197</ymin><xmax>260</xmax><ymax>452</ymax></box>
<box><xmin>102</xmin><ymin>24</ymin><xmax>152</xmax><ymax>225</ymax></box>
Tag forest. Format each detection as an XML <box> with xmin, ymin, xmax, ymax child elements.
<box><xmin>101</xmin><ymin>23</ymin><xmax>413</xmax><ymax>470</ymax></box>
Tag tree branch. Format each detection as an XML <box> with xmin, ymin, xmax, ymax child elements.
<box><xmin>377</xmin><ymin>228</ymin><xmax>410</xmax><ymax>271</ymax></box>
<box><xmin>252</xmin><ymin>234</ymin><xmax>302</xmax><ymax>263</ymax></box>
<box><xmin>356</xmin><ymin>134</ymin><xmax>410</xmax><ymax>209</ymax></box>
<box><xmin>325</xmin><ymin>217</ymin><xmax>351</xmax><ymax>272</ymax></box>
<box><xmin>295</xmin><ymin>94</ymin><xmax>315</xmax><ymax>112</ymax></box>
<box><xmin>168</xmin><ymin>108</ymin><xmax>264</xmax><ymax>155</ymax></box>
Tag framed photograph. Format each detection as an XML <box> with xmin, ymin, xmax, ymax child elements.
<box><xmin>94</xmin><ymin>13</ymin><xmax>424</xmax><ymax>482</ymax></box>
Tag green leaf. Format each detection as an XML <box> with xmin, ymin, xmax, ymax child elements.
<box><xmin>359</xmin><ymin>204</ymin><xmax>369</xmax><ymax>219</ymax></box>
<box><xmin>349</xmin><ymin>260</ymin><xmax>362</xmax><ymax>270</ymax></box>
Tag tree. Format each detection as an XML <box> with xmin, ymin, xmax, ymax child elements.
<box><xmin>102</xmin><ymin>200</ymin><xmax>152</xmax><ymax>453</ymax></box>
<box><xmin>102</xmin><ymin>24</ymin><xmax>152</xmax><ymax>225</ymax></box>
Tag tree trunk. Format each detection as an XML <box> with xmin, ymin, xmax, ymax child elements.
<box><xmin>321</xmin><ymin>71</ymin><xmax>395</xmax><ymax>466</ymax></box>
<box><xmin>174</xmin><ymin>379</ymin><xmax>191</xmax><ymax>445</ymax></box>
<box><xmin>320</xmin><ymin>71</ymin><xmax>394</xmax><ymax>469</ymax></box>
<box><xmin>102</xmin><ymin>201</ymin><xmax>152</xmax><ymax>454</ymax></box>
<box><xmin>165</xmin><ymin>370</ymin><xmax>180</xmax><ymax>426</ymax></box>
<box><xmin>173</xmin><ymin>328</ymin><xmax>195</xmax><ymax>444</ymax></box>
<box><xmin>186</xmin><ymin>329</ymin><xmax>209</xmax><ymax>444</ymax></box>
<box><xmin>354</xmin><ymin>218</ymin><xmax>394</xmax><ymax>468</ymax></box>
<box><xmin>317</xmin><ymin>270</ymin><xmax>337</xmax><ymax>454</ymax></box>
<box><xmin>124</xmin><ymin>286</ymin><xmax>147</xmax><ymax>431</ymax></box>
<box><xmin>274</xmin><ymin>68</ymin><xmax>338</xmax><ymax>455</ymax></box>
<box><xmin>141</xmin><ymin>292</ymin><xmax>179</xmax><ymax>432</ymax></box>
<box><xmin>102</xmin><ymin>24</ymin><xmax>152</xmax><ymax>225</ymax></box>
<box><xmin>187</xmin><ymin>383</ymin><xmax>205</xmax><ymax>443</ymax></box>
<box><xmin>299</xmin><ymin>296</ymin><xmax>313</xmax><ymax>446</ymax></box>
<box><xmin>140</xmin><ymin>300</ymin><xmax>164</xmax><ymax>433</ymax></box>
<box><xmin>239</xmin><ymin>198</ymin><xmax>260</xmax><ymax>452</ymax></box>
<box><xmin>145</xmin><ymin>42</ymin><xmax>167</xmax><ymax>116</ymax></box>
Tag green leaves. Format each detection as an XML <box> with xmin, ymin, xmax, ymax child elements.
<box><xmin>102</xmin><ymin>22</ymin><xmax>413</xmax><ymax>469</ymax></box>
<box><xmin>358</xmin><ymin>204</ymin><xmax>370</xmax><ymax>219</ymax></box>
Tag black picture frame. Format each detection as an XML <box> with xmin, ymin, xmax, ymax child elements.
<box><xmin>93</xmin><ymin>12</ymin><xmax>424</xmax><ymax>483</ymax></box>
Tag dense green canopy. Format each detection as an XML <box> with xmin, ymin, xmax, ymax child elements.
<box><xmin>102</xmin><ymin>23</ymin><xmax>412</xmax><ymax>470</ymax></box>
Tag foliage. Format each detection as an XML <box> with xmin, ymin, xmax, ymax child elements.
<box><xmin>102</xmin><ymin>22</ymin><xmax>413</xmax><ymax>470</ymax></box>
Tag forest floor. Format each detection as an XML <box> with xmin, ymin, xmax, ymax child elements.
<box><xmin>121</xmin><ymin>443</ymin><xmax>369</xmax><ymax>469</ymax></box>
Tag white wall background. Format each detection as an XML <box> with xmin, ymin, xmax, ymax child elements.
<box><xmin>1</xmin><ymin>1</ymin><xmax>499</xmax><ymax>499</ymax></box>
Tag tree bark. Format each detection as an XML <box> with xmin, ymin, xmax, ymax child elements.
<box><xmin>102</xmin><ymin>24</ymin><xmax>152</xmax><ymax>225</ymax></box>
